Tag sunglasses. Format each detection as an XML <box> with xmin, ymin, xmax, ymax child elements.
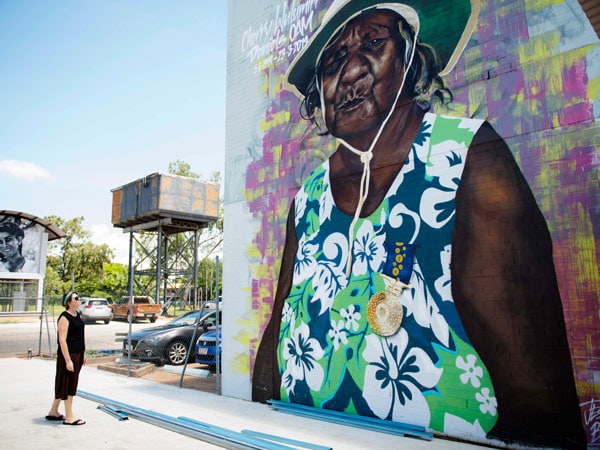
<box><xmin>74</xmin><ymin>295</ymin><xmax>80</xmax><ymax>301</ymax></box>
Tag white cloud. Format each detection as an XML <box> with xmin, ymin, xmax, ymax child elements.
<box><xmin>90</xmin><ymin>224</ymin><xmax>130</xmax><ymax>264</ymax></box>
<box><xmin>0</xmin><ymin>160</ymin><xmax>51</xmax><ymax>180</ymax></box>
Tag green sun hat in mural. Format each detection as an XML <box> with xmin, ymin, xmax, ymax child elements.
<box><xmin>285</xmin><ymin>0</ymin><xmax>480</xmax><ymax>99</ymax></box>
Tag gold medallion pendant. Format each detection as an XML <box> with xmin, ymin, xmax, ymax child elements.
<box><xmin>366</xmin><ymin>275</ymin><xmax>409</xmax><ymax>337</ymax></box>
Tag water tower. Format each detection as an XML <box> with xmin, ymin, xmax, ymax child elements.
<box><xmin>111</xmin><ymin>173</ymin><xmax>219</xmax><ymax>312</ymax></box>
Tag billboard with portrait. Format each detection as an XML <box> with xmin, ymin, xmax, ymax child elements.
<box><xmin>0</xmin><ymin>216</ymin><xmax>46</xmax><ymax>275</ymax></box>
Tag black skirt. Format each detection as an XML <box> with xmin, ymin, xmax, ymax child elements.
<box><xmin>54</xmin><ymin>352</ymin><xmax>84</xmax><ymax>400</ymax></box>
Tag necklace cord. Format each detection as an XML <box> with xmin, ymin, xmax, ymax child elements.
<box><xmin>342</xmin><ymin>36</ymin><xmax>417</xmax><ymax>277</ymax></box>
<box><xmin>316</xmin><ymin>25</ymin><xmax>419</xmax><ymax>278</ymax></box>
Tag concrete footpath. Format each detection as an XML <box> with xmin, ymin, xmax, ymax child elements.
<box><xmin>0</xmin><ymin>357</ymin><xmax>492</xmax><ymax>450</ymax></box>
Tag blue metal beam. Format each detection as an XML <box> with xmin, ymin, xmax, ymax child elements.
<box><xmin>79</xmin><ymin>390</ymin><xmax>329</xmax><ymax>450</ymax></box>
<box><xmin>268</xmin><ymin>400</ymin><xmax>433</xmax><ymax>441</ymax></box>
<box><xmin>241</xmin><ymin>429</ymin><xmax>332</xmax><ymax>450</ymax></box>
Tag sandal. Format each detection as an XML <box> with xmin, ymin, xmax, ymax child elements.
<box><xmin>45</xmin><ymin>414</ymin><xmax>64</xmax><ymax>421</ymax></box>
<box><xmin>63</xmin><ymin>419</ymin><xmax>86</xmax><ymax>426</ymax></box>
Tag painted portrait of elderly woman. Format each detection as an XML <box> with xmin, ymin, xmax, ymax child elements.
<box><xmin>252</xmin><ymin>0</ymin><xmax>585</xmax><ymax>448</ymax></box>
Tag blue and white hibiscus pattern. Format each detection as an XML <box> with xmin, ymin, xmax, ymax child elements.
<box><xmin>363</xmin><ymin>330</ymin><xmax>442</xmax><ymax>424</ymax></box>
<box><xmin>277</xmin><ymin>114</ymin><xmax>498</xmax><ymax>437</ymax></box>
<box><xmin>281</xmin><ymin>322</ymin><xmax>325</xmax><ymax>395</ymax></box>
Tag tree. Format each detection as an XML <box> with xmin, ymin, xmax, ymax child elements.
<box><xmin>197</xmin><ymin>257</ymin><xmax>222</xmax><ymax>301</ymax></box>
<box><xmin>42</xmin><ymin>265</ymin><xmax>63</xmax><ymax>305</ymax></box>
<box><xmin>44</xmin><ymin>215</ymin><xmax>113</xmax><ymax>297</ymax></box>
<box><xmin>94</xmin><ymin>262</ymin><xmax>128</xmax><ymax>300</ymax></box>
<box><xmin>168</xmin><ymin>159</ymin><xmax>200</xmax><ymax>178</ymax></box>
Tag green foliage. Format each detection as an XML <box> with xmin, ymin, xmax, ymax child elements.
<box><xmin>168</xmin><ymin>159</ymin><xmax>200</xmax><ymax>178</ymax></box>
<box><xmin>98</xmin><ymin>263</ymin><xmax>128</xmax><ymax>295</ymax></box>
<box><xmin>209</xmin><ymin>171</ymin><xmax>221</xmax><ymax>185</ymax></box>
<box><xmin>89</xmin><ymin>262</ymin><xmax>129</xmax><ymax>301</ymax></box>
<box><xmin>44</xmin><ymin>216</ymin><xmax>114</xmax><ymax>298</ymax></box>
<box><xmin>197</xmin><ymin>257</ymin><xmax>223</xmax><ymax>301</ymax></box>
<box><xmin>43</xmin><ymin>266</ymin><xmax>63</xmax><ymax>299</ymax></box>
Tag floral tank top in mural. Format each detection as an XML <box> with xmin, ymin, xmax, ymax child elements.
<box><xmin>277</xmin><ymin>113</ymin><xmax>498</xmax><ymax>437</ymax></box>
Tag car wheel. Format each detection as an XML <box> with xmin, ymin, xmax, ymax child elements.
<box><xmin>149</xmin><ymin>317</ymin><xmax>157</xmax><ymax>323</ymax></box>
<box><xmin>166</xmin><ymin>341</ymin><xmax>188</xmax><ymax>365</ymax></box>
<box><xmin>104</xmin><ymin>319</ymin><xmax>110</xmax><ymax>324</ymax></box>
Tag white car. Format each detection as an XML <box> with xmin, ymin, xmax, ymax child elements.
<box><xmin>202</xmin><ymin>300</ymin><xmax>222</xmax><ymax>310</ymax></box>
<box><xmin>77</xmin><ymin>297</ymin><xmax>113</xmax><ymax>324</ymax></box>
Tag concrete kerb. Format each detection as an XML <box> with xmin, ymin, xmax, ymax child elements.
<box><xmin>96</xmin><ymin>360</ymin><xmax>156</xmax><ymax>377</ymax></box>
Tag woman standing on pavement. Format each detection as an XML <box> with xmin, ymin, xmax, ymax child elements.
<box><xmin>46</xmin><ymin>291</ymin><xmax>87</xmax><ymax>425</ymax></box>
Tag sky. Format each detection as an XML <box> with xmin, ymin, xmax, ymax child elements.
<box><xmin>0</xmin><ymin>0</ymin><xmax>227</xmax><ymax>263</ymax></box>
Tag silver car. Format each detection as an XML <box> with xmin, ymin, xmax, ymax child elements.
<box><xmin>77</xmin><ymin>297</ymin><xmax>113</xmax><ymax>324</ymax></box>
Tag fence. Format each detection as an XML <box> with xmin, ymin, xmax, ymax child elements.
<box><xmin>0</xmin><ymin>279</ymin><xmax>43</xmax><ymax>313</ymax></box>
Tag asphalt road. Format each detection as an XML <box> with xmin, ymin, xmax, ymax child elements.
<box><xmin>0</xmin><ymin>315</ymin><xmax>171</xmax><ymax>358</ymax></box>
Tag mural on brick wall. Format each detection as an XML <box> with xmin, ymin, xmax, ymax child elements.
<box><xmin>225</xmin><ymin>0</ymin><xmax>599</xmax><ymax>447</ymax></box>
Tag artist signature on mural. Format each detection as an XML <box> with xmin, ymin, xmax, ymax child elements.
<box><xmin>241</xmin><ymin>0</ymin><xmax>320</xmax><ymax>72</ymax></box>
<box><xmin>581</xmin><ymin>398</ymin><xmax>600</xmax><ymax>444</ymax></box>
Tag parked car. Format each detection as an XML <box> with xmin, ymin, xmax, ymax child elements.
<box><xmin>202</xmin><ymin>297</ymin><xmax>222</xmax><ymax>310</ymax></box>
<box><xmin>196</xmin><ymin>329</ymin><xmax>222</xmax><ymax>370</ymax></box>
<box><xmin>77</xmin><ymin>297</ymin><xmax>113</xmax><ymax>324</ymax></box>
<box><xmin>202</xmin><ymin>301</ymin><xmax>222</xmax><ymax>310</ymax></box>
<box><xmin>122</xmin><ymin>309</ymin><xmax>221</xmax><ymax>366</ymax></box>
<box><xmin>112</xmin><ymin>296</ymin><xmax>161</xmax><ymax>323</ymax></box>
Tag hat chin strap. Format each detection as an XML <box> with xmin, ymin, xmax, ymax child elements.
<box><xmin>319</xmin><ymin>38</ymin><xmax>417</xmax><ymax>278</ymax></box>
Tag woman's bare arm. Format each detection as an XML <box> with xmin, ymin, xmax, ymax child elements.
<box><xmin>57</xmin><ymin>315</ymin><xmax>74</xmax><ymax>372</ymax></box>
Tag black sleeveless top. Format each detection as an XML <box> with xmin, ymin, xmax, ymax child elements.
<box><xmin>57</xmin><ymin>311</ymin><xmax>85</xmax><ymax>355</ymax></box>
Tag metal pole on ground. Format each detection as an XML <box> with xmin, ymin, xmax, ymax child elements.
<box><xmin>127</xmin><ymin>231</ymin><xmax>134</xmax><ymax>377</ymax></box>
<box><xmin>215</xmin><ymin>255</ymin><xmax>220</xmax><ymax>395</ymax></box>
<box><xmin>37</xmin><ymin>296</ymin><xmax>44</xmax><ymax>357</ymax></box>
<box><xmin>44</xmin><ymin>309</ymin><xmax>52</xmax><ymax>357</ymax></box>
<box><xmin>179</xmin><ymin>229</ymin><xmax>200</xmax><ymax>388</ymax></box>
<box><xmin>156</xmin><ymin>224</ymin><xmax>162</xmax><ymax>312</ymax></box>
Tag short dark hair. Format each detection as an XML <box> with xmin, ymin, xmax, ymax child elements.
<box><xmin>0</xmin><ymin>222</ymin><xmax>24</xmax><ymax>239</ymax></box>
<box><xmin>63</xmin><ymin>291</ymin><xmax>79</xmax><ymax>308</ymax></box>
<box><xmin>300</xmin><ymin>10</ymin><xmax>452</xmax><ymax>123</ymax></box>
<box><xmin>0</xmin><ymin>222</ymin><xmax>24</xmax><ymax>262</ymax></box>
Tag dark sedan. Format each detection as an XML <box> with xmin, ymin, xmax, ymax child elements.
<box><xmin>122</xmin><ymin>309</ymin><xmax>221</xmax><ymax>366</ymax></box>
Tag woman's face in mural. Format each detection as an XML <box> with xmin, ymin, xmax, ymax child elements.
<box><xmin>0</xmin><ymin>232</ymin><xmax>21</xmax><ymax>259</ymax></box>
<box><xmin>319</xmin><ymin>10</ymin><xmax>405</xmax><ymax>147</ymax></box>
